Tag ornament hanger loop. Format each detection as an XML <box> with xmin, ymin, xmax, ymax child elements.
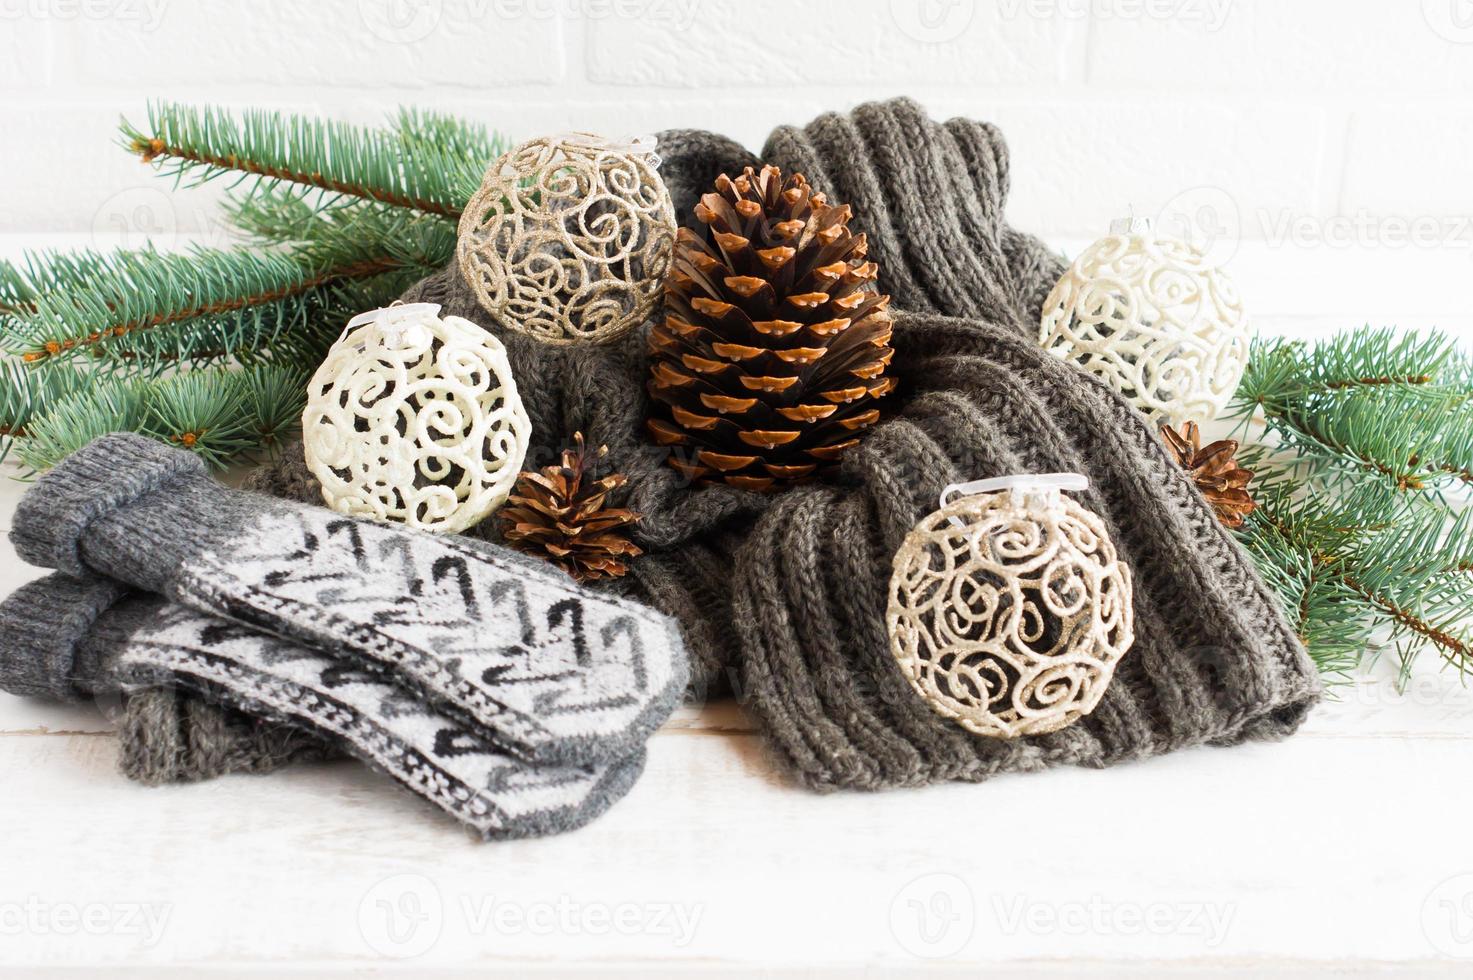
<box><xmin>940</xmin><ymin>472</ymin><xmax>1090</xmax><ymax>528</ymax></box>
<box><xmin>338</xmin><ymin>302</ymin><xmax>442</xmax><ymax>347</ymax></box>
<box><xmin>1109</xmin><ymin>215</ymin><xmax>1154</xmax><ymax>236</ymax></box>
<box><xmin>551</xmin><ymin>132</ymin><xmax>661</xmax><ymax>169</ymax></box>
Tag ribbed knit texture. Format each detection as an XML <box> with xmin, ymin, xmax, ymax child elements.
<box><xmin>0</xmin><ymin>574</ymin><xmax>128</xmax><ymax>700</ymax></box>
<box><xmin>119</xmin><ymin>688</ymin><xmax>338</xmax><ymax>786</ymax></box>
<box><xmin>243</xmin><ymin>97</ymin><xmax>1322</xmax><ymax>792</ymax></box>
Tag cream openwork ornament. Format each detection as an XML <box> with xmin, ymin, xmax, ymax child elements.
<box><xmin>456</xmin><ymin>133</ymin><xmax>677</xmax><ymax>346</ymax></box>
<box><xmin>301</xmin><ymin>303</ymin><xmax>532</xmax><ymax>534</ymax></box>
<box><xmin>886</xmin><ymin>474</ymin><xmax>1135</xmax><ymax>739</ymax></box>
<box><xmin>1039</xmin><ymin>217</ymin><xmax>1251</xmax><ymax>426</ymax></box>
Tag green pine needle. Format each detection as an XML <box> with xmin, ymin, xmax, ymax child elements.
<box><xmin>120</xmin><ymin>101</ymin><xmax>507</xmax><ymax>220</ymax></box>
<box><xmin>15</xmin><ymin>362</ymin><xmax>311</xmax><ymax>472</ymax></box>
<box><xmin>1231</xmin><ymin>328</ymin><xmax>1473</xmax><ymax>679</ymax></box>
<box><xmin>2</xmin><ymin>100</ymin><xmax>507</xmax><ymax>474</ymax></box>
<box><xmin>1</xmin><ymin>207</ymin><xmax>453</xmax><ymax>369</ymax></box>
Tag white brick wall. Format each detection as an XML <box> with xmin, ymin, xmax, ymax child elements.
<box><xmin>0</xmin><ymin>0</ymin><xmax>1468</xmax><ymax>252</ymax></box>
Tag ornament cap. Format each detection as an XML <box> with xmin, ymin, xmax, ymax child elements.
<box><xmin>941</xmin><ymin>472</ymin><xmax>1089</xmax><ymax>527</ymax></box>
<box><xmin>1109</xmin><ymin>215</ymin><xmax>1154</xmax><ymax>236</ymax></box>
<box><xmin>345</xmin><ymin>302</ymin><xmax>441</xmax><ymax>331</ymax></box>
<box><xmin>339</xmin><ymin>302</ymin><xmax>443</xmax><ymax>348</ymax></box>
<box><xmin>551</xmin><ymin>131</ymin><xmax>661</xmax><ymax>168</ymax></box>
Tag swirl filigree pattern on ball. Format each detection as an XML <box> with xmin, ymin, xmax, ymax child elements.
<box><xmin>457</xmin><ymin>133</ymin><xmax>677</xmax><ymax>345</ymax></box>
<box><xmin>302</xmin><ymin>304</ymin><xmax>531</xmax><ymax>534</ymax></box>
<box><xmin>1039</xmin><ymin>231</ymin><xmax>1250</xmax><ymax>426</ymax></box>
<box><xmin>886</xmin><ymin>488</ymin><xmax>1134</xmax><ymax>739</ymax></box>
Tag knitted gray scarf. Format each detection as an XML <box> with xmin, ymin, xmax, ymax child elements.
<box><xmin>134</xmin><ymin>97</ymin><xmax>1323</xmax><ymax>791</ymax></box>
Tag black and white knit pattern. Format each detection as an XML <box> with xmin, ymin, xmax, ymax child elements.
<box><xmin>180</xmin><ymin>507</ymin><xmax>686</xmax><ymax>767</ymax></box>
<box><xmin>10</xmin><ymin>433</ymin><xmax>689</xmax><ymax>770</ymax></box>
<box><xmin>112</xmin><ymin>600</ymin><xmax>643</xmax><ymax>840</ymax></box>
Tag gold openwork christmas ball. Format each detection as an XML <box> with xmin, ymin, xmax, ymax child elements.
<box><xmin>301</xmin><ymin>303</ymin><xmax>531</xmax><ymax>534</ymax></box>
<box><xmin>456</xmin><ymin>133</ymin><xmax>677</xmax><ymax>346</ymax></box>
<box><xmin>886</xmin><ymin>476</ymin><xmax>1135</xmax><ymax>739</ymax></box>
<box><xmin>1039</xmin><ymin>218</ymin><xmax>1251</xmax><ymax>426</ymax></box>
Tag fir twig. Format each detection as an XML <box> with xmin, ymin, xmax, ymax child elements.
<box><xmin>1231</xmin><ymin>328</ymin><xmax>1473</xmax><ymax>678</ymax></box>
<box><xmin>120</xmin><ymin>102</ymin><xmax>505</xmax><ymax>220</ymax></box>
<box><xmin>2</xmin><ymin>207</ymin><xmax>453</xmax><ymax>367</ymax></box>
<box><xmin>15</xmin><ymin>361</ymin><xmax>312</xmax><ymax>472</ymax></box>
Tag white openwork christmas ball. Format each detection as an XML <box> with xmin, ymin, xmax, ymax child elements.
<box><xmin>457</xmin><ymin>133</ymin><xmax>677</xmax><ymax>346</ymax></box>
<box><xmin>886</xmin><ymin>475</ymin><xmax>1135</xmax><ymax>739</ymax></box>
<box><xmin>1039</xmin><ymin>217</ymin><xmax>1250</xmax><ymax>426</ymax></box>
<box><xmin>301</xmin><ymin>303</ymin><xmax>532</xmax><ymax>534</ymax></box>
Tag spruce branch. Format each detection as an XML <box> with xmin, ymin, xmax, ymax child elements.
<box><xmin>2</xmin><ymin>208</ymin><xmax>453</xmax><ymax>368</ymax></box>
<box><xmin>1</xmin><ymin>263</ymin><xmax>418</xmax><ymax>470</ymax></box>
<box><xmin>1241</xmin><ymin>328</ymin><xmax>1460</xmax><ymax>403</ymax></box>
<box><xmin>1231</xmin><ymin>327</ymin><xmax>1473</xmax><ymax>679</ymax></box>
<box><xmin>0</xmin><ymin>360</ymin><xmax>91</xmax><ymax>444</ymax></box>
<box><xmin>1237</xmin><ymin>331</ymin><xmax>1473</xmax><ymax>495</ymax></box>
<box><xmin>4</xmin><ymin>100</ymin><xmax>508</xmax><ymax>473</ymax></box>
<box><xmin>120</xmin><ymin>101</ymin><xmax>506</xmax><ymax>220</ymax></box>
<box><xmin>16</xmin><ymin>361</ymin><xmax>311</xmax><ymax>472</ymax></box>
<box><xmin>4</xmin><ymin>247</ymin><xmax>395</xmax><ymax>365</ymax></box>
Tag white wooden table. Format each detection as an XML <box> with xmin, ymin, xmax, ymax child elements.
<box><xmin>2</xmin><ymin>239</ymin><xmax>1472</xmax><ymax>977</ymax></box>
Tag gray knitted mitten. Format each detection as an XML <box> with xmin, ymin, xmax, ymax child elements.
<box><xmin>11</xmin><ymin>433</ymin><xmax>689</xmax><ymax>767</ymax></box>
<box><xmin>0</xmin><ymin>572</ymin><xmax>645</xmax><ymax>839</ymax></box>
<box><xmin>119</xmin><ymin>687</ymin><xmax>340</xmax><ymax>786</ymax></box>
<box><xmin>0</xmin><ymin>571</ymin><xmax>335</xmax><ymax>782</ymax></box>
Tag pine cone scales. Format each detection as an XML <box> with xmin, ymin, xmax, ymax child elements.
<box><xmin>1161</xmin><ymin>421</ymin><xmax>1258</xmax><ymax>529</ymax></box>
<box><xmin>646</xmin><ymin>164</ymin><xmax>896</xmax><ymax>491</ymax></box>
<box><xmin>499</xmin><ymin>434</ymin><xmax>643</xmax><ymax>582</ymax></box>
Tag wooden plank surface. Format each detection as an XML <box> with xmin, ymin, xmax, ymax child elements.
<box><xmin>1</xmin><ymin>238</ymin><xmax>1471</xmax><ymax>976</ymax></box>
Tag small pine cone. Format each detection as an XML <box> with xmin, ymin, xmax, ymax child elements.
<box><xmin>498</xmin><ymin>433</ymin><xmax>643</xmax><ymax>583</ymax></box>
<box><xmin>1161</xmin><ymin>421</ymin><xmax>1258</xmax><ymax>529</ymax></box>
<box><xmin>646</xmin><ymin>163</ymin><xmax>896</xmax><ymax>492</ymax></box>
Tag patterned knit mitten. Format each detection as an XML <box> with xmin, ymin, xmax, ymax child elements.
<box><xmin>0</xmin><ymin>572</ymin><xmax>337</xmax><ymax>782</ymax></box>
<box><xmin>11</xmin><ymin>434</ymin><xmax>689</xmax><ymax>767</ymax></box>
<box><xmin>0</xmin><ymin>573</ymin><xmax>645</xmax><ymax>840</ymax></box>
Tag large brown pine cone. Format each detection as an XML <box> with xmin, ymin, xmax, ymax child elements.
<box><xmin>645</xmin><ymin>164</ymin><xmax>896</xmax><ymax>491</ymax></box>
